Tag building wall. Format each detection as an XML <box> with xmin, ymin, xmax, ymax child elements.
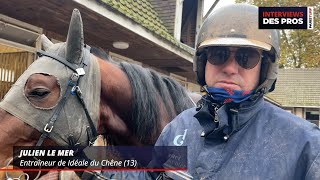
<box><xmin>294</xmin><ymin>107</ymin><xmax>304</xmax><ymax>119</ymax></box>
<box><xmin>0</xmin><ymin>14</ymin><xmax>40</xmax><ymax>100</ymax></box>
<box><xmin>187</xmin><ymin>82</ymin><xmax>200</xmax><ymax>93</ymax></box>
<box><xmin>285</xmin><ymin>107</ymin><xmax>320</xmax><ymax>127</ymax></box>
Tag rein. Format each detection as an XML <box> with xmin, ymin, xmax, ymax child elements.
<box><xmin>35</xmin><ymin>45</ymin><xmax>97</xmax><ymax>147</ymax></box>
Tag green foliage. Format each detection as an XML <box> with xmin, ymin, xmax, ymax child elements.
<box><xmin>235</xmin><ymin>0</ymin><xmax>320</xmax><ymax>68</ymax></box>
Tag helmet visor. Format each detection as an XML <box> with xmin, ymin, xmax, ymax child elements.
<box><xmin>199</xmin><ymin>37</ymin><xmax>272</xmax><ymax>52</ymax></box>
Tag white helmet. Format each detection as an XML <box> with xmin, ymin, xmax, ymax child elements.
<box><xmin>194</xmin><ymin>4</ymin><xmax>280</xmax><ymax>94</ymax></box>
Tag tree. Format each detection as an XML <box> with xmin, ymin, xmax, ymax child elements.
<box><xmin>235</xmin><ymin>0</ymin><xmax>320</xmax><ymax>68</ymax></box>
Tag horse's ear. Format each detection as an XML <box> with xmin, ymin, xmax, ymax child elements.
<box><xmin>65</xmin><ymin>9</ymin><xmax>84</xmax><ymax>65</ymax></box>
<box><xmin>40</xmin><ymin>34</ymin><xmax>53</xmax><ymax>51</ymax></box>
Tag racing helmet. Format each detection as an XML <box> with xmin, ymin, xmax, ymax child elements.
<box><xmin>194</xmin><ymin>4</ymin><xmax>280</xmax><ymax>94</ymax></box>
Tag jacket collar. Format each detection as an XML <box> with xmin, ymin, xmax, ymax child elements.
<box><xmin>194</xmin><ymin>96</ymin><xmax>264</xmax><ymax>140</ymax></box>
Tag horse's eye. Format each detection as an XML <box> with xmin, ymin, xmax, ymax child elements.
<box><xmin>28</xmin><ymin>89</ymin><xmax>50</xmax><ymax>99</ymax></box>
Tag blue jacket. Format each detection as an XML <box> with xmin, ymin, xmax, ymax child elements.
<box><xmin>101</xmin><ymin>97</ymin><xmax>320</xmax><ymax>179</ymax></box>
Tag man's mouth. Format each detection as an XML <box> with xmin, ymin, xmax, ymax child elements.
<box><xmin>219</xmin><ymin>80</ymin><xmax>236</xmax><ymax>84</ymax></box>
<box><xmin>215</xmin><ymin>81</ymin><xmax>240</xmax><ymax>90</ymax></box>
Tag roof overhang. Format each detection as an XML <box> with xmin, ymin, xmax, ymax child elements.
<box><xmin>0</xmin><ymin>0</ymin><xmax>196</xmax><ymax>82</ymax></box>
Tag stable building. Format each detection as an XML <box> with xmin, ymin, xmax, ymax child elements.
<box><xmin>266</xmin><ymin>68</ymin><xmax>320</xmax><ymax>126</ymax></box>
<box><xmin>0</xmin><ymin>0</ymin><xmax>207</xmax><ymax>99</ymax></box>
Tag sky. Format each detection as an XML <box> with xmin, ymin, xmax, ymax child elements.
<box><xmin>203</xmin><ymin>0</ymin><xmax>236</xmax><ymax>16</ymax></box>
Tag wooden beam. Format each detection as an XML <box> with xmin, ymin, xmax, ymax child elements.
<box><xmin>0</xmin><ymin>38</ymin><xmax>36</xmax><ymax>53</ymax></box>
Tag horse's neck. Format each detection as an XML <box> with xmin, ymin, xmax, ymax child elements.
<box><xmin>98</xmin><ymin>58</ymin><xmax>132</xmax><ymax>115</ymax></box>
<box><xmin>96</xmin><ymin>57</ymin><xmax>194</xmax><ymax>146</ymax></box>
<box><xmin>97</xmin><ymin>58</ymin><xmax>139</xmax><ymax>144</ymax></box>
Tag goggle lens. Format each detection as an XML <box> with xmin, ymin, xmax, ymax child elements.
<box><xmin>206</xmin><ymin>47</ymin><xmax>262</xmax><ymax>69</ymax></box>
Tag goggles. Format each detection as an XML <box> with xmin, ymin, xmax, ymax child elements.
<box><xmin>206</xmin><ymin>47</ymin><xmax>262</xmax><ymax>69</ymax></box>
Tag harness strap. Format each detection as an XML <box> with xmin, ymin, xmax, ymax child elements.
<box><xmin>36</xmin><ymin>83</ymin><xmax>74</xmax><ymax>146</ymax></box>
<box><xmin>75</xmin><ymin>86</ymin><xmax>98</xmax><ymax>145</ymax></box>
<box><xmin>37</xmin><ymin>50</ymin><xmax>79</xmax><ymax>72</ymax></box>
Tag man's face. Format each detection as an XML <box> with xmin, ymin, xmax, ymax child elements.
<box><xmin>205</xmin><ymin>46</ymin><xmax>262</xmax><ymax>91</ymax></box>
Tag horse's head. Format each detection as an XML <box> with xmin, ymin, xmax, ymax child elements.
<box><xmin>0</xmin><ymin>9</ymin><xmax>100</xmax><ymax>167</ymax></box>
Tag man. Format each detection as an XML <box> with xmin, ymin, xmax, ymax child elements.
<box><xmin>100</xmin><ymin>4</ymin><xmax>320</xmax><ymax>179</ymax></box>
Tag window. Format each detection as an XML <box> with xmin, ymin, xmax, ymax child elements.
<box><xmin>305</xmin><ymin>108</ymin><xmax>320</xmax><ymax>127</ymax></box>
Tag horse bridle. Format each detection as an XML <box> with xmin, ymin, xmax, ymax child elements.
<box><xmin>34</xmin><ymin>45</ymin><xmax>98</xmax><ymax>147</ymax></box>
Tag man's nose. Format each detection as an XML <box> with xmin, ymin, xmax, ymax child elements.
<box><xmin>222</xmin><ymin>53</ymin><xmax>239</xmax><ymax>75</ymax></box>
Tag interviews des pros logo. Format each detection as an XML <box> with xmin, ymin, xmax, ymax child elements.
<box><xmin>259</xmin><ymin>7</ymin><xmax>314</xmax><ymax>29</ymax></box>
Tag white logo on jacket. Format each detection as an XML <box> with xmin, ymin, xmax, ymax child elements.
<box><xmin>173</xmin><ymin>129</ymin><xmax>188</xmax><ymax>146</ymax></box>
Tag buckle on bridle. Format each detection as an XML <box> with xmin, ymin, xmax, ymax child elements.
<box><xmin>88</xmin><ymin>141</ymin><xmax>95</xmax><ymax>146</ymax></box>
<box><xmin>69</xmin><ymin>73</ymin><xmax>80</xmax><ymax>86</ymax></box>
<box><xmin>70</xmin><ymin>86</ymin><xmax>83</xmax><ymax>96</ymax></box>
<box><xmin>44</xmin><ymin>123</ymin><xmax>53</xmax><ymax>133</ymax></box>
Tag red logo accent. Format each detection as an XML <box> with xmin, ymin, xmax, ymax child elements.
<box><xmin>242</xmin><ymin>90</ymin><xmax>251</xmax><ymax>95</ymax></box>
<box><xmin>225</xmin><ymin>88</ymin><xmax>234</xmax><ymax>95</ymax></box>
<box><xmin>224</xmin><ymin>98</ymin><xmax>233</xmax><ymax>103</ymax></box>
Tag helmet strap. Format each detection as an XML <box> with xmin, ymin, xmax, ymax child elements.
<box><xmin>259</xmin><ymin>51</ymin><xmax>270</xmax><ymax>85</ymax></box>
<box><xmin>196</xmin><ymin>52</ymin><xmax>207</xmax><ymax>86</ymax></box>
<box><xmin>256</xmin><ymin>51</ymin><xmax>277</xmax><ymax>96</ymax></box>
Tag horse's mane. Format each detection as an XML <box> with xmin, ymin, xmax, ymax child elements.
<box><xmin>90</xmin><ymin>47</ymin><xmax>114</xmax><ymax>63</ymax></box>
<box><xmin>120</xmin><ymin>62</ymin><xmax>194</xmax><ymax>144</ymax></box>
<box><xmin>91</xmin><ymin>47</ymin><xmax>194</xmax><ymax>144</ymax></box>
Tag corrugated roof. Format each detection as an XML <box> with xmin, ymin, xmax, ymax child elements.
<box><xmin>97</xmin><ymin>0</ymin><xmax>194</xmax><ymax>55</ymax></box>
<box><xmin>266</xmin><ymin>68</ymin><xmax>320</xmax><ymax>107</ymax></box>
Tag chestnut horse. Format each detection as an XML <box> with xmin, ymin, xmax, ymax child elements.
<box><xmin>0</xmin><ymin>9</ymin><xmax>199</xmax><ymax>179</ymax></box>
